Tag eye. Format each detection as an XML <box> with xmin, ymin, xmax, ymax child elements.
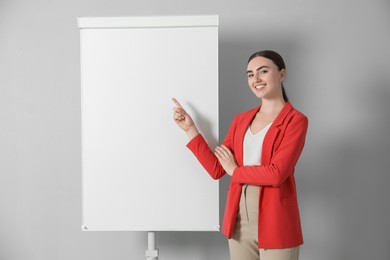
<box><xmin>260</xmin><ymin>69</ymin><xmax>268</xmax><ymax>74</ymax></box>
<box><xmin>247</xmin><ymin>74</ymin><xmax>254</xmax><ymax>78</ymax></box>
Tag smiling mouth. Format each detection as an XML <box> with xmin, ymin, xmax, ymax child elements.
<box><xmin>255</xmin><ymin>84</ymin><xmax>266</xmax><ymax>89</ymax></box>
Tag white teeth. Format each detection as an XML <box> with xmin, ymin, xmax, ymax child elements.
<box><xmin>255</xmin><ymin>85</ymin><xmax>266</xmax><ymax>89</ymax></box>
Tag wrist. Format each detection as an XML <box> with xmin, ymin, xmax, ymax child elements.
<box><xmin>230</xmin><ymin>166</ymin><xmax>238</xmax><ymax>176</ymax></box>
<box><xmin>186</xmin><ymin>126</ymin><xmax>199</xmax><ymax>140</ymax></box>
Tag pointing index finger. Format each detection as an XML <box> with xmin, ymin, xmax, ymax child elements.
<box><xmin>172</xmin><ymin>97</ymin><xmax>183</xmax><ymax>108</ymax></box>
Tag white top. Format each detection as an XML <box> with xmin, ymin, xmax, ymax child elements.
<box><xmin>243</xmin><ymin>122</ymin><xmax>272</xmax><ymax>166</ymax></box>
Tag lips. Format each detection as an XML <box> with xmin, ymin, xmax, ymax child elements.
<box><xmin>255</xmin><ymin>84</ymin><xmax>266</xmax><ymax>89</ymax></box>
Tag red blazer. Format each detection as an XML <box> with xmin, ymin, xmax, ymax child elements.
<box><xmin>186</xmin><ymin>101</ymin><xmax>308</xmax><ymax>248</ymax></box>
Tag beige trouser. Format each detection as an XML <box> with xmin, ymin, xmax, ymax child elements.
<box><xmin>228</xmin><ymin>185</ymin><xmax>300</xmax><ymax>260</ymax></box>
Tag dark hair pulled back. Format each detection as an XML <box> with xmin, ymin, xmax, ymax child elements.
<box><xmin>248</xmin><ymin>50</ymin><xmax>289</xmax><ymax>102</ymax></box>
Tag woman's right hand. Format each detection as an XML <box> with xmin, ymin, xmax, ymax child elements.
<box><xmin>172</xmin><ymin>98</ymin><xmax>199</xmax><ymax>139</ymax></box>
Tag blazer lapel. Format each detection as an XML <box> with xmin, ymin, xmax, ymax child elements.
<box><xmin>235</xmin><ymin>105</ymin><xmax>261</xmax><ymax>166</ymax></box>
<box><xmin>261</xmin><ymin>102</ymin><xmax>293</xmax><ymax>165</ymax></box>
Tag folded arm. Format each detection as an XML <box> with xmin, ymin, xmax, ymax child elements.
<box><xmin>231</xmin><ymin>115</ymin><xmax>308</xmax><ymax>187</ymax></box>
<box><xmin>186</xmin><ymin>116</ymin><xmax>238</xmax><ymax>180</ymax></box>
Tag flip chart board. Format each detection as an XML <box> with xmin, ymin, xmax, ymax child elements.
<box><xmin>78</xmin><ymin>15</ymin><xmax>219</xmax><ymax>231</ymax></box>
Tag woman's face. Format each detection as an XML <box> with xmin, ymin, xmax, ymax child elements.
<box><xmin>246</xmin><ymin>56</ymin><xmax>286</xmax><ymax>100</ymax></box>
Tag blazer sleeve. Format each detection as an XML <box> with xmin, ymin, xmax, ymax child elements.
<box><xmin>186</xmin><ymin>115</ymin><xmax>238</xmax><ymax>180</ymax></box>
<box><xmin>231</xmin><ymin>114</ymin><xmax>308</xmax><ymax>187</ymax></box>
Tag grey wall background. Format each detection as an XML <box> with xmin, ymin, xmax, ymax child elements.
<box><xmin>1</xmin><ymin>0</ymin><xmax>389</xmax><ymax>259</ymax></box>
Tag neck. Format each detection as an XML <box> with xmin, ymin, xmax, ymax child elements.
<box><xmin>259</xmin><ymin>97</ymin><xmax>286</xmax><ymax>115</ymax></box>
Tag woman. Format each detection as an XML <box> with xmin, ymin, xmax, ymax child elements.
<box><xmin>172</xmin><ymin>50</ymin><xmax>308</xmax><ymax>260</ymax></box>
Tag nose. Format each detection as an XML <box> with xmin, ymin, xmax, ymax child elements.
<box><xmin>255</xmin><ymin>71</ymin><xmax>262</xmax><ymax>81</ymax></box>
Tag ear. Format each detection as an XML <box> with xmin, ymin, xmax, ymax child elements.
<box><xmin>280</xmin><ymin>68</ymin><xmax>286</xmax><ymax>81</ymax></box>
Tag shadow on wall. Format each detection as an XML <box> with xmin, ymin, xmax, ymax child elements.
<box><xmin>297</xmin><ymin>65</ymin><xmax>390</xmax><ymax>260</ymax></box>
<box><xmin>330</xmin><ymin>77</ymin><xmax>390</xmax><ymax>259</ymax></box>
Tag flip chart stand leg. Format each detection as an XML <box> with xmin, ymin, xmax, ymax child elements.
<box><xmin>145</xmin><ymin>231</ymin><xmax>159</xmax><ymax>260</ymax></box>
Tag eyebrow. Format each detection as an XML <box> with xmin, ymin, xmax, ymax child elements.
<box><xmin>246</xmin><ymin>65</ymin><xmax>270</xmax><ymax>74</ymax></box>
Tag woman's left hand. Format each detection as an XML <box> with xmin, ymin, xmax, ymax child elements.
<box><xmin>214</xmin><ymin>145</ymin><xmax>238</xmax><ymax>176</ymax></box>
